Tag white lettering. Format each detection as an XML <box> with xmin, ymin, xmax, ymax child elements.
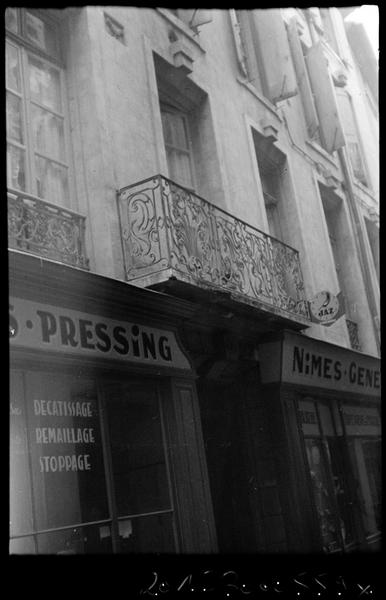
<box><xmin>39</xmin><ymin>454</ymin><xmax>92</xmax><ymax>472</ymax></box>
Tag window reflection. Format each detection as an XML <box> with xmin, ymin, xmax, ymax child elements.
<box><xmin>106</xmin><ymin>383</ymin><xmax>171</xmax><ymax>517</ymax></box>
<box><xmin>25</xmin><ymin>373</ymin><xmax>109</xmax><ymax>532</ymax></box>
<box><xmin>118</xmin><ymin>514</ymin><xmax>175</xmax><ymax>553</ymax></box>
<box><xmin>37</xmin><ymin>524</ymin><xmax>113</xmax><ymax>554</ymax></box>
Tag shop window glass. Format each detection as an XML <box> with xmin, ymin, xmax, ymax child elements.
<box><xmin>105</xmin><ymin>382</ymin><xmax>172</xmax><ymax>517</ymax></box>
<box><xmin>24</xmin><ymin>372</ymin><xmax>109</xmax><ymax>532</ymax></box>
<box><xmin>305</xmin><ymin>438</ymin><xmax>342</xmax><ymax>552</ymax></box>
<box><xmin>118</xmin><ymin>513</ymin><xmax>175</xmax><ymax>553</ymax></box>
<box><xmin>325</xmin><ymin>437</ymin><xmax>356</xmax><ymax>546</ymax></box>
<box><xmin>37</xmin><ymin>523</ymin><xmax>113</xmax><ymax>554</ymax></box>
<box><xmin>10</xmin><ymin>371</ymin><xmax>34</xmax><ymax>538</ymax></box>
<box><xmin>10</xmin><ymin>369</ymin><xmax>177</xmax><ymax>554</ymax></box>
<box><xmin>346</xmin><ymin>435</ymin><xmax>381</xmax><ymax>537</ymax></box>
<box><xmin>300</xmin><ymin>398</ymin><xmax>381</xmax><ymax>552</ymax></box>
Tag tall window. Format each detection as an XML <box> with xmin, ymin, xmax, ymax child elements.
<box><xmin>6</xmin><ymin>8</ymin><xmax>70</xmax><ymax>206</ymax></box>
<box><xmin>336</xmin><ymin>89</ymin><xmax>368</xmax><ymax>186</ymax></box>
<box><xmin>260</xmin><ymin>167</ymin><xmax>283</xmax><ymax>242</ymax></box>
<box><xmin>231</xmin><ymin>9</ymin><xmax>297</xmax><ymax>105</ymax></box>
<box><xmin>160</xmin><ymin>103</ymin><xmax>195</xmax><ymax>190</ymax></box>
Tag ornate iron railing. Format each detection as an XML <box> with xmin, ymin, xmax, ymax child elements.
<box><xmin>346</xmin><ymin>319</ymin><xmax>361</xmax><ymax>351</ymax></box>
<box><xmin>118</xmin><ymin>175</ymin><xmax>310</xmax><ymax>323</ymax></box>
<box><xmin>7</xmin><ymin>188</ymin><xmax>89</xmax><ymax>270</ymax></box>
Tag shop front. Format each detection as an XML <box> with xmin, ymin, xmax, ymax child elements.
<box><xmin>259</xmin><ymin>330</ymin><xmax>381</xmax><ymax>553</ymax></box>
<box><xmin>9</xmin><ymin>252</ymin><xmax>217</xmax><ymax>554</ymax></box>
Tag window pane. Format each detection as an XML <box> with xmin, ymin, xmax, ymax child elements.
<box><xmin>161</xmin><ymin>110</ymin><xmax>173</xmax><ymax>146</ymax></box>
<box><xmin>305</xmin><ymin>438</ymin><xmax>341</xmax><ymax>552</ymax></box>
<box><xmin>6</xmin><ymin>8</ymin><xmax>19</xmax><ymax>34</ymax></box>
<box><xmin>167</xmin><ymin>149</ymin><xmax>194</xmax><ymax>189</ymax></box>
<box><xmin>7</xmin><ymin>144</ymin><xmax>26</xmax><ymax>191</ymax></box>
<box><xmin>37</xmin><ymin>524</ymin><xmax>113</xmax><ymax>554</ymax></box>
<box><xmin>25</xmin><ymin>11</ymin><xmax>58</xmax><ymax>57</ymax></box>
<box><xmin>24</xmin><ymin>372</ymin><xmax>109</xmax><ymax>532</ymax></box>
<box><xmin>7</xmin><ymin>92</ymin><xmax>24</xmax><ymax>144</ymax></box>
<box><xmin>171</xmin><ymin>113</ymin><xmax>189</xmax><ymax>150</ymax></box>
<box><xmin>28</xmin><ymin>55</ymin><xmax>62</xmax><ymax>112</ymax></box>
<box><xmin>118</xmin><ymin>514</ymin><xmax>175</xmax><ymax>553</ymax></box>
<box><xmin>347</xmin><ymin>437</ymin><xmax>381</xmax><ymax>536</ymax></box>
<box><xmin>6</xmin><ymin>42</ymin><xmax>21</xmax><ymax>92</ymax></box>
<box><xmin>35</xmin><ymin>156</ymin><xmax>69</xmax><ymax>204</ymax></box>
<box><xmin>31</xmin><ymin>105</ymin><xmax>65</xmax><ymax>161</ymax></box>
<box><xmin>105</xmin><ymin>382</ymin><xmax>172</xmax><ymax>517</ymax></box>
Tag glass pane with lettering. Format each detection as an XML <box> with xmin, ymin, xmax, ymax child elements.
<box><xmin>28</xmin><ymin>55</ymin><xmax>62</xmax><ymax>112</ymax></box>
<box><xmin>7</xmin><ymin>144</ymin><xmax>26</xmax><ymax>191</ymax></box>
<box><xmin>24</xmin><ymin>372</ymin><xmax>109</xmax><ymax>532</ymax></box>
<box><xmin>35</xmin><ymin>156</ymin><xmax>68</xmax><ymax>204</ymax></box>
<box><xmin>31</xmin><ymin>105</ymin><xmax>65</xmax><ymax>161</ymax></box>
<box><xmin>105</xmin><ymin>382</ymin><xmax>172</xmax><ymax>517</ymax></box>
<box><xmin>6</xmin><ymin>42</ymin><xmax>21</xmax><ymax>92</ymax></box>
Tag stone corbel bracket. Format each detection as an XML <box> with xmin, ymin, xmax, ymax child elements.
<box><xmin>259</xmin><ymin>118</ymin><xmax>279</xmax><ymax>143</ymax></box>
<box><xmin>170</xmin><ymin>38</ymin><xmax>194</xmax><ymax>74</ymax></box>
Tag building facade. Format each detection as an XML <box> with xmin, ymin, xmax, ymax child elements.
<box><xmin>8</xmin><ymin>7</ymin><xmax>380</xmax><ymax>555</ymax></box>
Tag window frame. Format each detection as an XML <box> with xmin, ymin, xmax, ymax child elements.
<box><xmin>6</xmin><ymin>8</ymin><xmax>75</xmax><ymax>209</ymax></box>
<box><xmin>160</xmin><ymin>102</ymin><xmax>197</xmax><ymax>192</ymax></box>
<box><xmin>9</xmin><ymin>367</ymin><xmax>180</xmax><ymax>554</ymax></box>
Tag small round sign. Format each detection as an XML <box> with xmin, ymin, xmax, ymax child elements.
<box><xmin>310</xmin><ymin>291</ymin><xmax>340</xmax><ymax>322</ymax></box>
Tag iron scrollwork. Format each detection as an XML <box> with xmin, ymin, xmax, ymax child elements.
<box><xmin>118</xmin><ymin>175</ymin><xmax>309</xmax><ymax>323</ymax></box>
<box><xmin>8</xmin><ymin>191</ymin><xmax>89</xmax><ymax>269</ymax></box>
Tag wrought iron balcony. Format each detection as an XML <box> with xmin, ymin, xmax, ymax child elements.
<box><xmin>7</xmin><ymin>188</ymin><xmax>89</xmax><ymax>270</ymax></box>
<box><xmin>118</xmin><ymin>175</ymin><xmax>310</xmax><ymax>326</ymax></box>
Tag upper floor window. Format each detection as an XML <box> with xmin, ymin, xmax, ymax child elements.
<box><xmin>230</xmin><ymin>9</ymin><xmax>297</xmax><ymax>105</ymax></box>
<box><xmin>160</xmin><ymin>103</ymin><xmax>195</xmax><ymax>190</ymax></box>
<box><xmin>287</xmin><ymin>15</ymin><xmax>345</xmax><ymax>155</ymax></box>
<box><xmin>6</xmin><ymin>8</ymin><xmax>70</xmax><ymax>207</ymax></box>
<box><xmin>336</xmin><ymin>90</ymin><xmax>368</xmax><ymax>186</ymax></box>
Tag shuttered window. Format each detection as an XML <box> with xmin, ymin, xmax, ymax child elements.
<box><xmin>336</xmin><ymin>90</ymin><xmax>368</xmax><ymax>186</ymax></box>
<box><xmin>305</xmin><ymin>41</ymin><xmax>345</xmax><ymax>154</ymax></box>
<box><xmin>6</xmin><ymin>8</ymin><xmax>70</xmax><ymax>206</ymax></box>
<box><xmin>231</xmin><ymin>9</ymin><xmax>297</xmax><ymax>104</ymax></box>
<box><xmin>287</xmin><ymin>17</ymin><xmax>319</xmax><ymax>138</ymax></box>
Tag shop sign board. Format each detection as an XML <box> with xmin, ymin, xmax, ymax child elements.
<box><xmin>9</xmin><ymin>296</ymin><xmax>191</xmax><ymax>371</ymax></box>
<box><xmin>259</xmin><ymin>332</ymin><xmax>381</xmax><ymax>397</ymax></box>
<box><xmin>308</xmin><ymin>290</ymin><xmax>344</xmax><ymax>326</ymax></box>
<box><xmin>341</xmin><ymin>405</ymin><xmax>381</xmax><ymax>436</ymax></box>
